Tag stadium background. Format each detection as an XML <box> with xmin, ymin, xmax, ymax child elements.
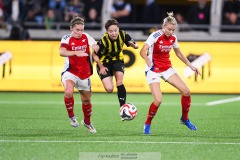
<box><xmin>0</xmin><ymin>0</ymin><xmax>240</xmax><ymax>94</ymax></box>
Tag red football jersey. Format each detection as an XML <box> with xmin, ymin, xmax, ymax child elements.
<box><xmin>60</xmin><ymin>33</ymin><xmax>96</xmax><ymax>79</ymax></box>
<box><xmin>144</xmin><ymin>30</ymin><xmax>179</xmax><ymax>72</ymax></box>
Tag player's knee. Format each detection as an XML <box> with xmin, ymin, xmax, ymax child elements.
<box><xmin>82</xmin><ymin>99</ymin><xmax>91</xmax><ymax>105</ymax></box>
<box><xmin>105</xmin><ymin>87</ymin><xmax>114</xmax><ymax>93</ymax></box>
<box><xmin>116</xmin><ymin>80</ymin><xmax>123</xmax><ymax>86</ymax></box>
<box><xmin>154</xmin><ymin>98</ymin><xmax>162</xmax><ymax>106</ymax></box>
<box><xmin>64</xmin><ymin>89</ymin><xmax>74</xmax><ymax>98</ymax></box>
<box><xmin>182</xmin><ymin>88</ymin><xmax>191</xmax><ymax>96</ymax></box>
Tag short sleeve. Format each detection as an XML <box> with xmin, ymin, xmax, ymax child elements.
<box><xmin>172</xmin><ymin>35</ymin><xmax>179</xmax><ymax>48</ymax></box>
<box><xmin>60</xmin><ymin>34</ymin><xmax>70</xmax><ymax>49</ymax></box>
<box><xmin>145</xmin><ymin>32</ymin><xmax>157</xmax><ymax>47</ymax></box>
<box><xmin>84</xmin><ymin>32</ymin><xmax>97</xmax><ymax>48</ymax></box>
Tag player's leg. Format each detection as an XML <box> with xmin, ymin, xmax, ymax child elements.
<box><xmin>113</xmin><ymin>61</ymin><xmax>126</xmax><ymax>107</ymax></box>
<box><xmin>97</xmin><ymin>63</ymin><xmax>114</xmax><ymax>93</ymax></box>
<box><xmin>166</xmin><ymin>72</ymin><xmax>191</xmax><ymax>119</ymax></box>
<box><xmin>63</xmin><ymin>80</ymin><xmax>75</xmax><ymax>117</ymax></box>
<box><xmin>115</xmin><ymin>71</ymin><xmax>126</xmax><ymax>107</ymax></box>
<box><xmin>167</xmin><ymin>72</ymin><xmax>197</xmax><ymax>130</ymax></box>
<box><xmin>79</xmin><ymin>90</ymin><xmax>92</xmax><ymax>125</ymax></box>
<box><xmin>79</xmin><ymin>89</ymin><xmax>96</xmax><ymax>133</ymax></box>
<box><xmin>101</xmin><ymin>77</ymin><xmax>114</xmax><ymax>93</ymax></box>
<box><xmin>144</xmin><ymin>82</ymin><xmax>162</xmax><ymax>134</ymax></box>
<box><xmin>61</xmin><ymin>72</ymin><xmax>79</xmax><ymax>127</ymax></box>
<box><xmin>76</xmin><ymin>77</ymin><xmax>96</xmax><ymax>133</ymax></box>
<box><xmin>144</xmin><ymin>70</ymin><xmax>162</xmax><ymax>134</ymax></box>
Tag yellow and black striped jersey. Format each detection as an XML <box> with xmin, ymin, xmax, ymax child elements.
<box><xmin>96</xmin><ymin>30</ymin><xmax>135</xmax><ymax>63</ymax></box>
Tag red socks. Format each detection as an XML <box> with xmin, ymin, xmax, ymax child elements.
<box><xmin>181</xmin><ymin>95</ymin><xmax>191</xmax><ymax>121</ymax></box>
<box><xmin>64</xmin><ymin>97</ymin><xmax>74</xmax><ymax>117</ymax></box>
<box><xmin>82</xmin><ymin>103</ymin><xmax>92</xmax><ymax>125</ymax></box>
<box><xmin>145</xmin><ymin>102</ymin><xmax>159</xmax><ymax>125</ymax></box>
<box><xmin>144</xmin><ymin>96</ymin><xmax>191</xmax><ymax>125</ymax></box>
<box><xmin>64</xmin><ymin>96</ymin><xmax>92</xmax><ymax>125</ymax></box>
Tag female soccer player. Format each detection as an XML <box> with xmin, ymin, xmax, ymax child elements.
<box><xmin>140</xmin><ymin>12</ymin><xmax>201</xmax><ymax>134</ymax></box>
<box><xmin>59</xmin><ymin>14</ymin><xmax>99</xmax><ymax>133</ymax></box>
<box><xmin>92</xmin><ymin>19</ymin><xmax>139</xmax><ymax>112</ymax></box>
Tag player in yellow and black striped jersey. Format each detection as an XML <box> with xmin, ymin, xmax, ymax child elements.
<box><xmin>92</xmin><ymin>19</ymin><xmax>139</xmax><ymax>109</ymax></box>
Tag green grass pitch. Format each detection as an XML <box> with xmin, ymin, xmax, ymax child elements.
<box><xmin>0</xmin><ymin>92</ymin><xmax>239</xmax><ymax>160</ymax></box>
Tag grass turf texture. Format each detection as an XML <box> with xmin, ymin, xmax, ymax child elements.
<box><xmin>0</xmin><ymin>92</ymin><xmax>239</xmax><ymax>160</ymax></box>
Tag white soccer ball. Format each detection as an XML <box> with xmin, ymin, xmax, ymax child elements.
<box><xmin>120</xmin><ymin>103</ymin><xmax>137</xmax><ymax>121</ymax></box>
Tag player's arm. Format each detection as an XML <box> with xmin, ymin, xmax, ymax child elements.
<box><xmin>59</xmin><ymin>47</ymin><xmax>88</xmax><ymax>57</ymax></box>
<box><xmin>92</xmin><ymin>42</ymin><xmax>108</xmax><ymax>75</ymax></box>
<box><xmin>92</xmin><ymin>44</ymin><xmax>99</xmax><ymax>53</ymax></box>
<box><xmin>125</xmin><ymin>33</ymin><xmax>139</xmax><ymax>49</ymax></box>
<box><xmin>128</xmin><ymin>40</ymin><xmax>139</xmax><ymax>49</ymax></box>
<box><xmin>173</xmin><ymin>47</ymin><xmax>201</xmax><ymax>76</ymax></box>
<box><xmin>92</xmin><ymin>51</ymin><xmax>106</xmax><ymax>68</ymax></box>
<box><xmin>85</xmin><ymin>32</ymin><xmax>99</xmax><ymax>53</ymax></box>
<box><xmin>140</xmin><ymin>43</ymin><xmax>152</xmax><ymax>67</ymax></box>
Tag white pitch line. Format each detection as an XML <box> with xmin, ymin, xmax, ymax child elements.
<box><xmin>0</xmin><ymin>140</ymin><xmax>239</xmax><ymax>145</ymax></box>
<box><xmin>206</xmin><ymin>96</ymin><xmax>240</xmax><ymax>106</ymax></box>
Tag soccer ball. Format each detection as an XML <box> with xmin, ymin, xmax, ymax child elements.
<box><xmin>120</xmin><ymin>103</ymin><xmax>137</xmax><ymax>121</ymax></box>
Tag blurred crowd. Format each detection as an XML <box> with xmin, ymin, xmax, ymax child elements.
<box><xmin>0</xmin><ymin>0</ymin><xmax>239</xmax><ymax>39</ymax></box>
<box><xmin>0</xmin><ymin>0</ymin><xmax>103</xmax><ymax>30</ymax></box>
<box><xmin>222</xmin><ymin>0</ymin><xmax>240</xmax><ymax>31</ymax></box>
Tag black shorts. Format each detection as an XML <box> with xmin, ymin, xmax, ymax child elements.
<box><xmin>96</xmin><ymin>61</ymin><xmax>124</xmax><ymax>80</ymax></box>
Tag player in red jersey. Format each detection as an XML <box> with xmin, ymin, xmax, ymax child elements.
<box><xmin>140</xmin><ymin>12</ymin><xmax>201</xmax><ymax>134</ymax></box>
<box><xmin>59</xmin><ymin>14</ymin><xmax>99</xmax><ymax>133</ymax></box>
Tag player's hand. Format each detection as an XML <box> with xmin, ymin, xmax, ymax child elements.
<box><xmin>191</xmin><ymin>66</ymin><xmax>201</xmax><ymax>77</ymax></box>
<box><xmin>99</xmin><ymin>66</ymin><xmax>108</xmax><ymax>75</ymax></box>
<box><xmin>75</xmin><ymin>51</ymin><xmax>88</xmax><ymax>57</ymax></box>
<box><xmin>195</xmin><ymin>68</ymin><xmax>201</xmax><ymax>77</ymax></box>
<box><xmin>129</xmin><ymin>41</ymin><xmax>139</xmax><ymax>49</ymax></box>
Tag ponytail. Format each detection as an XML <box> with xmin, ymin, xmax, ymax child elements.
<box><xmin>70</xmin><ymin>13</ymin><xmax>84</xmax><ymax>27</ymax></box>
<box><xmin>162</xmin><ymin>12</ymin><xmax>177</xmax><ymax>27</ymax></box>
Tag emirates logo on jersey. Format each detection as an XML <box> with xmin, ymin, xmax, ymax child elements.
<box><xmin>72</xmin><ymin>45</ymin><xmax>87</xmax><ymax>51</ymax></box>
<box><xmin>160</xmin><ymin>45</ymin><xmax>172</xmax><ymax>52</ymax></box>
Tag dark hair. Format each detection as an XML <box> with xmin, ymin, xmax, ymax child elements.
<box><xmin>70</xmin><ymin>13</ymin><xmax>84</xmax><ymax>27</ymax></box>
<box><xmin>105</xmin><ymin>19</ymin><xmax>118</xmax><ymax>30</ymax></box>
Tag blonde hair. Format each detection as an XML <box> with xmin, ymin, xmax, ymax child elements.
<box><xmin>162</xmin><ymin>12</ymin><xmax>177</xmax><ymax>27</ymax></box>
<box><xmin>70</xmin><ymin>13</ymin><xmax>84</xmax><ymax>27</ymax></box>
